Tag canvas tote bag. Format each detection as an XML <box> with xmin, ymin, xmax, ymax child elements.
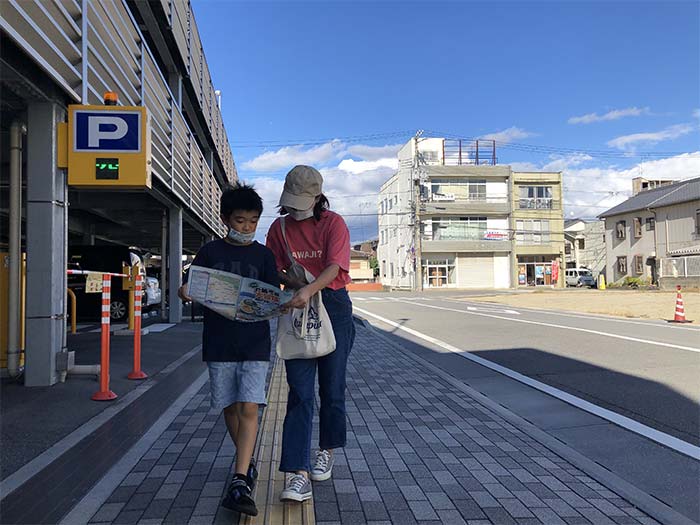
<box><xmin>275</xmin><ymin>217</ymin><xmax>336</xmax><ymax>360</ymax></box>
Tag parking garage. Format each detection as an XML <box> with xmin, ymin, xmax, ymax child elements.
<box><xmin>1</xmin><ymin>0</ymin><xmax>237</xmax><ymax>386</ymax></box>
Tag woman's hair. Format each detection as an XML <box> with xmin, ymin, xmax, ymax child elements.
<box><xmin>220</xmin><ymin>183</ymin><xmax>263</xmax><ymax>219</ymax></box>
<box><xmin>279</xmin><ymin>194</ymin><xmax>330</xmax><ymax>220</ymax></box>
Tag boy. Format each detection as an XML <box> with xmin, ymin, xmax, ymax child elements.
<box><xmin>179</xmin><ymin>184</ymin><xmax>278</xmax><ymax>517</ymax></box>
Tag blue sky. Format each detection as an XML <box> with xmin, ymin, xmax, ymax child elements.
<box><xmin>192</xmin><ymin>1</ymin><xmax>700</xmax><ymax>241</ymax></box>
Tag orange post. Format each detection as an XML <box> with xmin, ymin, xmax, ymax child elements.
<box><xmin>128</xmin><ymin>273</ymin><xmax>148</xmax><ymax>380</ymax></box>
<box><xmin>92</xmin><ymin>274</ymin><xmax>117</xmax><ymax>400</ymax></box>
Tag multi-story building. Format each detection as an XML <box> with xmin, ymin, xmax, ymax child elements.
<box><xmin>1</xmin><ymin>1</ymin><xmax>236</xmax><ymax>384</ymax></box>
<box><xmin>599</xmin><ymin>177</ymin><xmax>700</xmax><ymax>288</ymax></box>
<box><xmin>564</xmin><ymin>219</ymin><xmax>606</xmax><ymax>278</ymax></box>
<box><xmin>377</xmin><ymin>136</ymin><xmax>565</xmax><ymax>290</ymax></box>
<box><xmin>512</xmin><ymin>171</ymin><xmax>566</xmax><ymax>287</ymax></box>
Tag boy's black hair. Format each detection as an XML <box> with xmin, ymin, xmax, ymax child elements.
<box><xmin>220</xmin><ymin>183</ymin><xmax>263</xmax><ymax>219</ymax></box>
<box><xmin>279</xmin><ymin>193</ymin><xmax>330</xmax><ymax>221</ymax></box>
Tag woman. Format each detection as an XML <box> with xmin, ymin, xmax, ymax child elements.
<box><xmin>266</xmin><ymin>165</ymin><xmax>355</xmax><ymax>502</ymax></box>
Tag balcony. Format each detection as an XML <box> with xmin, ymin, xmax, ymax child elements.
<box><xmin>422</xmin><ymin>239</ymin><xmax>512</xmax><ymax>253</ymax></box>
<box><xmin>422</xmin><ymin>226</ymin><xmax>512</xmax><ymax>253</ymax></box>
<box><xmin>422</xmin><ymin>196</ymin><xmax>510</xmax><ymax>215</ymax></box>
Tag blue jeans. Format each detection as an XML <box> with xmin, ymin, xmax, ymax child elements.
<box><xmin>279</xmin><ymin>287</ymin><xmax>356</xmax><ymax>473</ymax></box>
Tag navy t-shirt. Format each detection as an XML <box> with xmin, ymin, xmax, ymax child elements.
<box><xmin>186</xmin><ymin>239</ymin><xmax>280</xmax><ymax>362</ymax></box>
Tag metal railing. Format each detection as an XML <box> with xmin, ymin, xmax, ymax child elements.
<box><xmin>661</xmin><ymin>256</ymin><xmax>700</xmax><ymax>278</ymax></box>
<box><xmin>442</xmin><ymin>139</ymin><xmax>497</xmax><ymax>166</ymax></box>
<box><xmin>1</xmin><ymin>0</ymin><xmax>228</xmax><ymax>236</ymax></box>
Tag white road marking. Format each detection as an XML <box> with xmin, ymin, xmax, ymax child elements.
<box><xmin>466</xmin><ymin>306</ymin><xmax>520</xmax><ymax>315</ymax></box>
<box><xmin>353</xmin><ymin>306</ymin><xmax>700</xmax><ymax>460</ymax></box>
<box><xmin>145</xmin><ymin>323</ymin><xmax>175</xmax><ymax>333</ymax></box>
<box><xmin>437</xmin><ymin>297</ymin><xmax>700</xmax><ymax>332</ymax></box>
<box><xmin>394</xmin><ymin>299</ymin><xmax>700</xmax><ymax>354</ymax></box>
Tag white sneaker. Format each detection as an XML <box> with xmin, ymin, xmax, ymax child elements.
<box><xmin>310</xmin><ymin>450</ymin><xmax>334</xmax><ymax>482</ymax></box>
<box><xmin>280</xmin><ymin>473</ymin><xmax>312</xmax><ymax>502</ymax></box>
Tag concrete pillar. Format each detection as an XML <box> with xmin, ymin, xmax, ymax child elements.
<box><xmin>25</xmin><ymin>102</ymin><xmax>67</xmax><ymax>386</ymax></box>
<box><xmin>82</xmin><ymin>223</ymin><xmax>95</xmax><ymax>245</ymax></box>
<box><xmin>168</xmin><ymin>206</ymin><xmax>182</xmax><ymax>323</ymax></box>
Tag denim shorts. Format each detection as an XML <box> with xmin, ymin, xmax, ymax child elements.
<box><xmin>207</xmin><ymin>361</ymin><xmax>269</xmax><ymax>410</ymax></box>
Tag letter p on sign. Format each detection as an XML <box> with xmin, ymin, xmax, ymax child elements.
<box><xmin>73</xmin><ymin>109</ymin><xmax>141</xmax><ymax>153</ymax></box>
<box><xmin>88</xmin><ymin>116</ymin><xmax>128</xmax><ymax>147</ymax></box>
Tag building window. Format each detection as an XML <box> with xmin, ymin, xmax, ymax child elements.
<box><xmin>645</xmin><ymin>217</ymin><xmax>655</xmax><ymax>231</ymax></box>
<box><xmin>578</xmin><ymin>238</ymin><xmax>585</xmax><ymax>250</ymax></box>
<box><xmin>421</xmin><ymin>150</ymin><xmax>439</xmax><ymax>164</ymax></box>
<box><xmin>516</xmin><ymin>220</ymin><xmax>550</xmax><ymax>244</ymax></box>
<box><xmin>390</xmin><ymin>263</ymin><xmax>394</xmax><ymax>279</ymax></box>
<box><xmin>696</xmin><ymin>209</ymin><xmax>700</xmax><ymax>234</ymax></box>
<box><xmin>430</xmin><ymin>178</ymin><xmax>487</xmax><ymax>201</ymax></box>
<box><xmin>423</xmin><ymin>258</ymin><xmax>456</xmax><ymax>288</ymax></box>
<box><xmin>382</xmin><ymin>260</ymin><xmax>386</xmax><ymax>277</ymax></box>
<box><xmin>616</xmin><ymin>221</ymin><xmax>626</xmax><ymax>239</ymax></box>
<box><xmin>617</xmin><ymin>256</ymin><xmax>627</xmax><ymax>275</ymax></box>
<box><xmin>426</xmin><ymin>217</ymin><xmax>487</xmax><ymax>241</ymax></box>
<box><xmin>633</xmin><ymin>217</ymin><xmax>642</xmax><ymax>238</ymax></box>
<box><xmin>380</xmin><ymin>230</ymin><xmax>384</xmax><ymax>244</ymax></box>
<box><xmin>519</xmin><ymin>186</ymin><xmax>553</xmax><ymax>209</ymax></box>
<box><xmin>394</xmin><ymin>195</ymin><xmax>398</xmax><ymax>205</ymax></box>
<box><xmin>388</xmin><ymin>199</ymin><xmax>393</xmax><ymax>211</ymax></box>
<box><xmin>633</xmin><ymin>255</ymin><xmax>644</xmax><ymax>275</ymax></box>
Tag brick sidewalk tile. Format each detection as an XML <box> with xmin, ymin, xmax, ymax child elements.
<box><xmin>86</xmin><ymin>324</ymin><xmax>660</xmax><ymax>524</ymax></box>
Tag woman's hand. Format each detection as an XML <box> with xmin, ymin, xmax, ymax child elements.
<box><xmin>178</xmin><ymin>284</ymin><xmax>192</xmax><ymax>303</ymax></box>
<box><xmin>284</xmin><ymin>285</ymin><xmax>314</xmax><ymax>310</ymax></box>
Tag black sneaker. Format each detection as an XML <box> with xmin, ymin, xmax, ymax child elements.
<box><xmin>222</xmin><ymin>476</ymin><xmax>258</xmax><ymax>516</ymax></box>
<box><xmin>247</xmin><ymin>459</ymin><xmax>259</xmax><ymax>490</ymax></box>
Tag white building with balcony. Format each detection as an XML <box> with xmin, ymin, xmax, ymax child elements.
<box><xmin>377</xmin><ymin>137</ymin><xmax>514</xmax><ymax>290</ymax></box>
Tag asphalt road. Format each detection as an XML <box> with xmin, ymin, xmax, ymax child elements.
<box><xmin>350</xmin><ymin>290</ymin><xmax>700</xmax><ymax>446</ymax></box>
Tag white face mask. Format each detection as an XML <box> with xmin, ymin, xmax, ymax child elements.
<box><xmin>227</xmin><ymin>228</ymin><xmax>255</xmax><ymax>244</ymax></box>
<box><xmin>288</xmin><ymin>208</ymin><xmax>314</xmax><ymax>221</ymax></box>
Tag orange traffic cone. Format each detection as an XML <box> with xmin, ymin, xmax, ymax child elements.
<box><xmin>668</xmin><ymin>285</ymin><xmax>692</xmax><ymax>323</ymax></box>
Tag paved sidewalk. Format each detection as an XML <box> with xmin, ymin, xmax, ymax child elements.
<box><xmin>78</xmin><ymin>322</ymin><xmax>665</xmax><ymax>525</ymax></box>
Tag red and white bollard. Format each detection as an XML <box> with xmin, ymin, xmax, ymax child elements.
<box><xmin>669</xmin><ymin>285</ymin><xmax>693</xmax><ymax>323</ymax></box>
<box><xmin>128</xmin><ymin>273</ymin><xmax>148</xmax><ymax>380</ymax></box>
<box><xmin>92</xmin><ymin>274</ymin><xmax>117</xmax><ymax>401</ymax></box>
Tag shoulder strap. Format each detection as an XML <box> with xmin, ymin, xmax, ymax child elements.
<box><xmin>280</xmin><ymin>217</ymin><xmax>296</xmax><ymax>266</ymax></box>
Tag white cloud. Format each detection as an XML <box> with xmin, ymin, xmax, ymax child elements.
<box><xmin>568</xmin><ymin>106</ymin><xmax>650</xmax><ymax>125</ymax></box>
<box><xmin>693</xmin><ymin>109</ymin><xmax>700</xmax><ymax>120</ymax></box>
<box><xmin>479</xmin><ymin>126</ymin><xmax>535</xmax><ymax>144</ymax></box>
<box><xmin>346</xmin><ymin>144</ymin><xmax>402</xmax><ymax>161</ymax></box>
<box><xmin>561</xmin><ymin>152</ymin><xmax>700</xmax><ymax>218</ymax></box>
<box><xmin>241</xmin><ymin>140</ymin><xmax>345</xmax><ymax>172</ymax></box>
<box><xmin>607</xmin><ymin>123</ymin><xmax>694</xmax><ymax>150</ymax></box>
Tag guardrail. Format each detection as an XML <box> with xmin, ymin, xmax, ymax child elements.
<box><xmin>1</xmin><ymin>0</ymin><xmax>228</xmax><ymax>236</ymax></box>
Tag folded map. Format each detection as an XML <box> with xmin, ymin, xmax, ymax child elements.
<box><xmin>186</xmin><ymin>265</ymin><xmax>293</xmax><ymax>322</ymax></box>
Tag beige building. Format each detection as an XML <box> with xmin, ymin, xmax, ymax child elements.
<box><xmin>599</xmin><ymin>177</ymin><xmax>700</xmax><ymax>288</ymax></box>
<box><xmin>512</xmin><ymin>172</ymin><xmax>566</xmax><ymax>287</ymax></box>
<box><xmin>349</xmin><ymin>249</ymin><xmax>375</xmax><ymax>283</ymax></box>
<box><xmin>377</xmin><ymin>136</ymin><xmax>565</xmax><ymax>290</ymax></box>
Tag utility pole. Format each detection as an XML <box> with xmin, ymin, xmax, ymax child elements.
<box><xmin>412</xmin><ymin>131</ymin><xmax>424</xmax><ymax>292</ymax></box>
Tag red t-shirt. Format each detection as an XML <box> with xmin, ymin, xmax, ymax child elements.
<box><xmin>266</xmin><ymin>211</ymin><xmax>351</xmax><ymax>290</ymax></box>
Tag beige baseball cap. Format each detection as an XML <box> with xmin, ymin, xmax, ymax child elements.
<box><xmin>279</xmin><ymin>165</ymin><xmax>323</xmax><ymax>210</ymax></box>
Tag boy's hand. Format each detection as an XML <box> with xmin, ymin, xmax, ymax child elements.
<box><xmin>178</xmin><ymin>284</ymin><xmax>192</xmax><ymax>303</ymax></box>
<box><xmin>284</xmin><ymin>285</ymin><xmax>314</xmax><ymax>310</ymax></box>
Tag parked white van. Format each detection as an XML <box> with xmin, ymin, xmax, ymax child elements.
<box><xmin>565</xmin><ymin>268</ymin><xmax>596</xmax><ymax>288</ymax></box>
